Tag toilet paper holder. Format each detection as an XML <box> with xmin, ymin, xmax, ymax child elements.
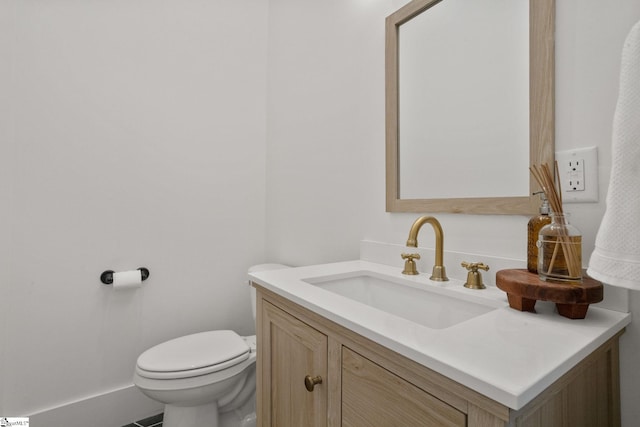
<box><xmin>100</xmin><ymin>267</ymin><xmax>150</xmax><ymax>285</ymax></box>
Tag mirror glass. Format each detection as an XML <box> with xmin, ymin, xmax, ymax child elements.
<box><xmin>386</xmin><ymin>0</ymin><xmax>555</xmax><ymax>214</ymax></box>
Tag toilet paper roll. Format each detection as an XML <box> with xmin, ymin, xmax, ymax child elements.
<box><xmin>112</xmin><ymin>269</ymin><xmax>142</xmax><ymax>290</ymax></box>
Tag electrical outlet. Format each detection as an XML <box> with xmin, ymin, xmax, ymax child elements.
<box><xmin>555</xmin><ymin>147</ymin><xmax>599</xmax><ymax>203</ymax></box>
<box><xmin>567</xmin><ymin>158</ymin><xmax>585</xmax><ymax>191</ymax></box>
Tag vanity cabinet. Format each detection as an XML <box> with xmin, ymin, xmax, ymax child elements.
<box><xmin>255</xmin><ymin>285</ymin><xmax>622</xmax><ymax>427</ymax></box>
<box><xmin>259</xmin><ymin>299</ymin><xmax>328</xmax><ymax>427</ymax></box>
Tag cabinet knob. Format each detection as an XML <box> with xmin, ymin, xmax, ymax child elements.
<box><xmin>304</xmin><ymin>375</ymin><xmax>323</xmax><ymax>392</ymax></box>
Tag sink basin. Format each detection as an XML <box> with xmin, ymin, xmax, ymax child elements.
<box><xmin>303</xmin><ymin>271</ymin><xmax>497</xmax><ymax>329</ymax></box>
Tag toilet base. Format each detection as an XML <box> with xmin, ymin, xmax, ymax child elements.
<box><xmin>163</xmin><ymin>402</ymin><xmax>219</xmax><ymax>427</ymax></box>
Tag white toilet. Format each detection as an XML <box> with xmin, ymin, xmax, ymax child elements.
<box><xmin>133</xmin><ymin>264</ymin><xmax>289</xmax><ymax>427</ymax></box>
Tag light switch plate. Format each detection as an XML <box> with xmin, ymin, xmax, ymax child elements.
<box><xmin>555</xmin><ymin>147</ymin><xmax>599</xmax><ymax>203</ymax></box>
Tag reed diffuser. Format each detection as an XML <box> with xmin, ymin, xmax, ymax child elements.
<box><xmin>530</xmin><ymin>163</ymin><xmax>583</xmax><ymax>283</ymax></box>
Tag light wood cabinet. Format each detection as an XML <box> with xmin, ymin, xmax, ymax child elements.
<box><xmin>259</xmin><ymin>299</ymin><xmax>328</xmax><ymax>427</ymax></box>
<box><xmin>342</xmin><ymin>347</ymin><xmax>465</xmax><ymax>427</ymax></box>
<box><xmin>255</xmin><ymin>285</ymin><xmax>622</xmax><ymax>427</ymax></box>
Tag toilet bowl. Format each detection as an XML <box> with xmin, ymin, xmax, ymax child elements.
<box><xmin>134</xmin><ymin>331</ymin><xmax>256</xmax><ymax>427</ymax></box>
<box><xmin>133</xmin><ymin>264</ymin><xmax>289</xmax><ymax>427</ymax></box>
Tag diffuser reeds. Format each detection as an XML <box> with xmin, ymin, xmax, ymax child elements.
<box><xmin>530</xmin><ymin>162</ymin><xmax>582</xmax><ymax>282</ymax></box>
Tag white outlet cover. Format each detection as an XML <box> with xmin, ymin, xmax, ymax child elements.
<box><xmin>555</xmin><ymin>147</ymin><xmax>599</xmax><ymax>203</ymax></box>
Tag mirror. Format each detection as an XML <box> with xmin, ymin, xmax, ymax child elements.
<box><xmin>386</xmin><ymin>0</ymin><xmax>555</xmax><ymax>214</ymax></box>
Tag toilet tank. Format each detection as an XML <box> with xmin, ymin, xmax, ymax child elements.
<box><xmin>247</xmin><ymin>264</ymin><xmax>290</xmax><ymax>321</ymax></box>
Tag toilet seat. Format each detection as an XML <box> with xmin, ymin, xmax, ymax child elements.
<box><xmin>136</xmin><ymin>330</ymin><xmax>250</xmax><ymax>380</ymax></box>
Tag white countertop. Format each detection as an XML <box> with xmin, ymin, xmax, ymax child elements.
<box><xmin>249</xmin><ymin>260</ymin><xmax>631</xmax><ymax>410</ymax></box>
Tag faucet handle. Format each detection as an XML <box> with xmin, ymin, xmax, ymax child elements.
<box><xmin>461</xmin><ymin>261</ymin><xmax>489</xmax><ymax>272</ymax></box>
<box><xmin>461</xmin><ymin>261</ymin><xmax>489</xmax><ymax>289</ymax></box>
<box><xmin>401</xmin><ymin>253</ymin><xmax>421</xmax><ymax>275</ymax></box>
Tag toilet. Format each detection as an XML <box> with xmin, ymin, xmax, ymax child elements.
<box><xmin>133</xmin><ymin>264</ymin><xmax>289</xmax><ymax>427</ymax></box>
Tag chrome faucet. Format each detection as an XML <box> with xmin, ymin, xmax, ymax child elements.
<box><xmin>404</xmin><ymin>216</ymin><xmax>449</xmax><ymax>281</ymax></box>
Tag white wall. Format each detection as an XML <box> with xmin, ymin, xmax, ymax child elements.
<box><xmin>0</xmin><ymin>1</ymin><xmax>15</xmax><ymax>418</ymax></box>
<box><xmin>266</xmin><ymin>0</ymin><xmax>640</xmax><ymax>425</ymax></box>
<box><xmin>1</xmin><ymin>0</ymin><xmax>268</xmax><ymax>420</ymax></box>
<box><xmin>265</xmin><ymin>0</ymin><xmax>405</xmax><ymax>266</ymax></box>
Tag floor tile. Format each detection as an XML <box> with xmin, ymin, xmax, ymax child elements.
<box><xmin>136</xmin><ymin>413</ymin><xmax>164</xmax><ymax>426</ymax></box>
<box><xmin>122</xmin><ymin>413</ymin><xmax>163</xmax><ymax>427</ymax></box>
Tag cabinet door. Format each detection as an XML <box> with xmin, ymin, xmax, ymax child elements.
<box><xmin>259</xmin><ymin>301</ymin><xmax>328</xmax><ymax>427</ymax></box>
<box><xmin>342</xmin><ymin>347</ymin><xmax>466</xmax><ymax>427</ymax></box>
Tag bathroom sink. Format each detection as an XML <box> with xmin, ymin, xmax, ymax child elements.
<box><xmin>303</xmin><ymin>271</ymin><xmax>497</xmax><ymax>329</ymax></box>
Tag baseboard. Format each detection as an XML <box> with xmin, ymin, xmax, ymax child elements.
<box><xmin>27</xmin><ymin>384</ymin><xmax>164</xmax><ymax>427</ymax></box>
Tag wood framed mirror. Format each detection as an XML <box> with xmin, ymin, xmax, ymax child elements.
<box><xmin>386</xmin><ymin>0</ymin><xmax>555</xmax><ymax>214</ymax></box>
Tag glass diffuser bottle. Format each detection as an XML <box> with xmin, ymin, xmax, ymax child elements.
<box><xmin>537</xmin><ymin>213</ymin><xmax>582</xmax><ymax>283</ymax></box>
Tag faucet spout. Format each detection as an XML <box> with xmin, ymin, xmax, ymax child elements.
<box><xmin>405</xmin><ymin>216</ymin><xmax>448</xmax><ymax>281</ymax></box>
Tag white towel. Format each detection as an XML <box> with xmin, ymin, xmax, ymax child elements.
<box><xmin>588</xmin><ymin>20</ymin><xmax>640</xmax><ymax>290</ymax></box>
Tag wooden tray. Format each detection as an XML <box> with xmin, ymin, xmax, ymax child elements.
<box><xmin>495</xmin><ymin>269</ymin><xmax>603</xmax><ymax>319</ymax></box>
